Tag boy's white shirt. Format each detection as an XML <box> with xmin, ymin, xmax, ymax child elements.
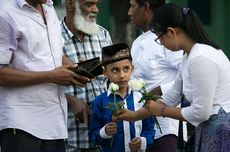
<box><xmin>99</xmin><ymin>90</ymin><xmax>147</xmax><ymax>151</ymax></box>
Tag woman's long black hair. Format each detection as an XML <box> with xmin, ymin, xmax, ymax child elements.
<box><xmin>151</xmin><ymin>3</ymin><xmax>221</xmax><ymax>50</ymax></box>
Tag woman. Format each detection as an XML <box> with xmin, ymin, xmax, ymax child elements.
<box><xmin>116</xmin><ymin>3</ymin><xmax>230</xmax><ymax>152</ymax></box>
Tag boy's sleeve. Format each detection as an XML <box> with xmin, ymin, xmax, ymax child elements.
<box><xmin>88</xmin><ymin>94</ymin><xmax>113</xmax><ymax>147</ymax></box>
<box><xmin>140</xmin><ymin>117</ymin><xmax>155</xmax><ymax>151</ymax></box>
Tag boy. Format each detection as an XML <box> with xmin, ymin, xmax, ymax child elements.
<box><xmin>89</xmin><ymin>43</ymin><xmax>155</xmax><ymax>152</ymax></box>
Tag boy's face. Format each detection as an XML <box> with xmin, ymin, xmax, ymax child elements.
<box><xmin>104</xmin><ymin>59</ymin><xmax>133</xmax><ymax>91</ymax></box>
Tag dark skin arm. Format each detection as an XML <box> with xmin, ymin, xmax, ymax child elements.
<box><xmin>0</xmin><ymin>54</ymin><xmax>91</xmax><ymax>87</ymax></box>
<box><xmin>145</xmin><ymin>100</ymin><xmax>185</xmax><ymax>121</ymax></box>
<box><xmin>0</xmin><ymin>65</ymin><xmax>83</xmax><ymax>87</ymax></box>
<box><xmin>115</xmin><ymin>99</ymin><xmax>186</xmax><ymax>122</ymax></box>
<box><xmin>148</xmin><ymin>86</ymin><xmax>185</xmax><ymax>121</ymax></box>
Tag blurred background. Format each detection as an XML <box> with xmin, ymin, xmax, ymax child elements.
<box><xmin>53</xmin><ymin>0</ymin><xmax>230</xmax><ymax>59</ymax></box>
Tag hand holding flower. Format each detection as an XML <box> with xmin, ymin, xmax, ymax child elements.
<box><xmin>113</xmin><ymin>108</ymin><xmax>136</xmax><ymax>122</ymax></box>
<box><xmin>128</xmin><ymin>79</ymin><xmax>163</xmax><ymax>133</ymax></box>
<box><xmin>145</xmin><ymin>100</ymin><xmax>165</xmax><ymax>116</ymax></box>
<box><xmin>128</xmin><ymin>79</ymin><xmax>162</xmax><ymax>105</ymax></box>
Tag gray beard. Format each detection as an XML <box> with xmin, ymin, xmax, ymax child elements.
<box><xmin>73</xmin><ymin>1</ymin><xmax>99</xmax><ymax>35</ymax></box>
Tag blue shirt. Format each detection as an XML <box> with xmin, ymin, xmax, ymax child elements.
<box><xmin>89</xmin><ymin>90</ymin><xmax>155</xmax><ymax>152</ymax></box>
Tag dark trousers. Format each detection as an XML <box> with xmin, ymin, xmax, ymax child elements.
<box><xmin>66</xmin><ymin>144</ymin><xmax>101</xmax><ymax>152</ymax></box>
<box><xmin>147</xmin><ymin>134</ymin><xmax>178</xmax><ymax>152</ymax></box>
<box><xmin>0</xmin><ymin>129</ymin><xmax>65</xmax><ymax>152</ymax></box>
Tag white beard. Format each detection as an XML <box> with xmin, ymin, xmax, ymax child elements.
<box><xmin>73</xmin><ymin>1</ymin><xmax>99</xmax><ymax>35</ymax></box>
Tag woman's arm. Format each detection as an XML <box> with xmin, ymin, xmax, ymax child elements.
<box><xmin>181</xmin><ymin>56</ymin><xmax>218</xmax><ymax>126</ymax></box>
<box><xmin>116</xmin><ymin>107</ymin><xmax>152</xmax><ymax>121</ymax></box>
<box><xmin>145</xmin><ymin>100</ymin><xmax>185</xmax><ymax>121</ymax></box>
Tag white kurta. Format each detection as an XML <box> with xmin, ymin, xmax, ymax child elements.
<box><xmin>0</xmin><ymin>0</ymin><xmax>67</xmax><ymax>139</ymax></box>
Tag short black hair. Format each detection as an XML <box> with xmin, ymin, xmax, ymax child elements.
<box><xmin>136</xmin><ymin>0</ymin><xmax>165</xmax><ymax>11</ymax></box>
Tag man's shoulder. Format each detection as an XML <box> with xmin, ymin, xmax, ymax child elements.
<box><xmin>97</xmin><ymin>24</ymin><xmax>111</xmax><ymax>36</ymax></box>
<box><xmin>137</xmin><ymin>31</ymin><xmax>156</xmax><ymax>40</ymax></box>
<box><xmin>131</xmin><ymin>31</ymin><xmax>158</xmax><ymax>50</ymax></box>
<box><xmin>95</xmin><ymin>25</ymin><xmax>111</xmax><ymax>41</ymax></box>
<box><xmin>0</xmin><ymin>1</ymin><xmax>15</xmax><ymax>15</ymax></box>
<box><xmin>97</xmin><ymin>25</ymin><xmax>109</xmax><ymax>32</ymax></box>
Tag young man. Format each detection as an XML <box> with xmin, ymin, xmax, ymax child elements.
<box><xmin>0</xmin><ymin>0</ymin><xmax>89</xmax><ymax>151</ymax></box>
<box><xmin>62</xmin><ymin>0</ymin><xmax>112</xmax><ymax>151</ymax></box>
<box><xmin>128</xmin><ymin>0</ymin><xmax>186</xmax><ymax>151</ymax></box>
<box><xmin>89</xmin><ymin>43</ymin><xmax>155</xmax><ymax>152</ymax></box>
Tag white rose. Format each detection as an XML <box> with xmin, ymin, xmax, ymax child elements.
<box><xmin>128</xmin><ymin>79</ymin><xmax>145</xmax><ymax>91</ymax></box>
<box><xmin>138</xmin><ymin>79</ymin><xmax>146</xmax><ymax>88</ymax></box>
<box><xmin>108</xmin><ymin>82</ymin><xmax>119</xmax><ymax>92</ymax></box>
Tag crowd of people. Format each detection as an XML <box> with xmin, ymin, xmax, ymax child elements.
<box><xmin>0</xmin><ymin>0</ymin><xmax>230</xmax><ymax>152</ymax></box>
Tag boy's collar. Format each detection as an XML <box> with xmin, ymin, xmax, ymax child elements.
<box><xmin>107</xmin><ymin>88</ymin><xmax>132</xmax><ymax>97</ymax></box>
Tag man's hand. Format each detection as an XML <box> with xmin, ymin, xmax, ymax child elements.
<box><xmin>105</xmin><ymin>122</ymin><xmax>117</xmax><ymax>136</ymax></box>
<box><xmin>49</xmin><ymin>65</ymin><xmax>90</xmax><ymax>87</ymax></box>
<box><xmin>66</xmin><ymin>95</ymin><xmax>90</xmax><ymax>125</ymax></box>
<box><xmin>0</xmin><ymin>65</ymin><xmax>90</xmax><ymax>87</ymax></box>
<box><xmin>129</xmin><ymin>137</ymin><xmax>141</xmax><ymax>152</ymax></box>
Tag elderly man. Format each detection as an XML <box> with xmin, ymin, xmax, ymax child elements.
<box><xmin>0</xmin><ymin>0</ymin><xmax>89</xmax><ymax>152</ymax></box>
<box><xmin>61</xmin><ymin>0</ymin><xmax>112</xmax><ymax>151</ymax></box>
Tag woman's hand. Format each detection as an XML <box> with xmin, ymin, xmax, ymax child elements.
<box><xmin>145</xmin><ymin>99</ymin><xmax>165</xmax><ymax>116</ymax></box>
<box><xmin>114</xmin><ymin>107</ymin><xmax>153</xmax><ymax>121</ymax></box>
<box><xmin>105</xmin><ymin>122</ymin><xmax>117</xmax><ymax>136</ymax></box>
<box><xmin>113</xmin><ymin>109</ymin><xmax>136</xmax><ymax>121</ymax></box>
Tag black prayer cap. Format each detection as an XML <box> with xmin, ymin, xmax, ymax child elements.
<box><xmin>102</xmin><ymin>43</ymin><xmax>132</xmax><ymax>66</ymax></box>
